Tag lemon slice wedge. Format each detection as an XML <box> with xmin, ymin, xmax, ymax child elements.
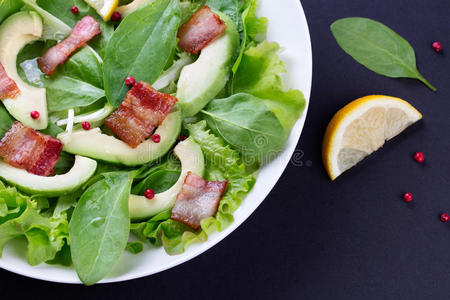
<box><xmin>84</xmin><ymin>0</ymin><xmax>118</xmax><ymax>21</ymax></box>
<box><xmin>322</xmin><ymin>95</ymin><xmax>422</xmax><ymax>180</ymax></box>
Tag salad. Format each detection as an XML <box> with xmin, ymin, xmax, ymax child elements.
<box><xmin>0</xmin><ymin>0</ymin><xmax>305</xmax><ymax>285</ymax></box>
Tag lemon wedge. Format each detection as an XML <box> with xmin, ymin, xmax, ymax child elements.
<box><xmin>84</xmin><ymin>0</ymin><xmax>118</xmax><ymax>21</ymax></box>
<box><xmin>322</xmin><ymin>95</ymin><xmax>422</xmax><ymax>180</ymax></box>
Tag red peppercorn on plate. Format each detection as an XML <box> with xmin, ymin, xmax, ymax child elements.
<box><xmin>0</xmin><ymin>0</ymin><xmax>312</xmax><ymax>284</ymax></box>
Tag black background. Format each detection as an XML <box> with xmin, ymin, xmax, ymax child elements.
<box><xmin>1</xmin><ymin>0</ymin><xmax>449</xmax><ymax>299</ymax></box>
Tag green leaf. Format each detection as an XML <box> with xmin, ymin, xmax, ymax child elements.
<box><xmin>233</xmin><ymin>41</ymin><xmax>305</xmax><ymax>131</ymax></box>
<box><xmin>17</xmin><ymin>43</ymin><xmax>105</xmax><ymax>112</ymax></box>
<box><xmin>0</xmin><ymin>183</ymin><xmax>69</xmax><ymax>266</ymax></box>
<box><xmin>132</xmin><ymin>156</ymin><xmax>181</xmax><ymax>195</ymax></box>
<box><xmin>0</xmin><ymin>105</ymin><xmax>15</xmax><ymax>138</ymax></box>
<box><xmin>331</xmin><ymin>17</ymin><xmax>436</xmax><ymax>91</ymax></box>
<box><xmin>44</xmin><ymin>76</ymin><xmax>105</xmax><ymax>113</ymax></box>
<box><xmin>69</xmin><ymin>172</ymin><xmax>133</xmax><ymax>285</ymax></box>
<box><xmin>35</xmin><ymin>0</ymin><xmax>114</xmax><ymax>57</ymax></box>
<box><xmin>180</xmin><ymin>0</ymin><xmax>205</xmax><ymax>23</ymax></box>
<box><xmin>125</xmin><ymin>241</ymin><xmax>143</xmax><ymax>254</ymax></box>
<box><xmin>202</xmin><ymin>93</ymin><xmax>286</xmax><ymax>164</ymax></box>
<box><xmin>103</xmin><ymin>0</ymin><xmax>181</xmax><ymax>107</ymax></box>
<box><xmin>0</xmin><ymin>0</ymin><xmax>23</xmax><ymax>23</ymax></box>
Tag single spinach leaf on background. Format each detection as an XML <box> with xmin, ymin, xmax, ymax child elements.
<box><xmin>69</xmin><ymin>171</ymin><xmax>133</xmax><ymax>285</ymax></box>
<box><xmin>232</xmin><ymin>41</ymin><xmax>305</xmax><ymax>131</ymax></box>
<box><xmin>0</xmin><ymin>0</ymin><xmax>23</xmax><ymax>23</ymax></box>
<box><xmin>201</xmin><ymin>93</ymin><xmax>286</xmax><ymax>164</ymax></box>
<box><xmin>103</xmin><ymin>0</ymin><xmax>181</xmax><ymax>107</ymax></box>
<box><xmin>331</xmin><ymin>17</ymin><xmax>436</xmax><ymax>91</ymax></box>
<box><xmin>0</xmin><ymin>105</ymin><xmax>15</xmax><ymax>138</ymax></box>
<box><xmin>36</xmin><ymin>0</ymin><xmax>114</xmax><ymax>58</ymax></box>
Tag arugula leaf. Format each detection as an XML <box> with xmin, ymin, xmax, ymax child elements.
<box><xmin>0</xmin><ymin>182</ymin><xmax>69</xmax><ymax>266</ymax></box>
<box><xmin>0</xmin><ymin>0</ymin><xmax>23</xmax><ymax>23</ymax></box>
<box><xmin>35</xmin><ymin>0</ymin><xmax>114</xmax><ymax>58</ymax></box>
<box><xmin>103</xmin><ymin>0</ymin><xmax>181</xmax><ymax>107</ymax></box>
<box><xmin>132</xmin><ymin>121</ymin><xmax>255</xmax><ymax>254</ymax></box>
<box><xmin>69</xmin><ymin>172</ymin><xmax>133</xmax><ymax>285</ymax></box>
<box><xmin>331</xmin><ymin>17</ymin><xmax>436</xmax><ymax>91</ymax></box>
<box><xmin>233</xmin><ymin>41</ymin><xmax>305</xmax><ymax>131</ymax></box>
<box><xmin>202</xmin><ymin>93</ymin><xmax>286</xmax><ymax>164</ymax></box>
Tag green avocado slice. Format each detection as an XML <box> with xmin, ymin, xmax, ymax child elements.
<box><xmin>129</xmin><ymin>137</ymin><xmax>205</xmax><ymax>220</ymax></box>
<box><xmin>0</xmin><ymin>11</ymin><xmax>48</xmax><ymax>130</ymax></box>
<box><xmin>176</xmin><ymin>11</ymin><xmax>239</xmax><ymax>117</ymax></box>
<box><xmin>57</xmin><ymin>110</ymin><xmax>182</xmax><ymax>166</ymax></box>
<box><xmin>0</xmin><ymin>155</ymin><xmax>97</xmax><ymax>197</ymax></box>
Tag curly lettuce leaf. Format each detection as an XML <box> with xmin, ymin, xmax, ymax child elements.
<box><xmin>233</xmin><ymin>41</ymin><xmax>305</xmax><ymax>131</ymax></box>
<box><xmin>0</xmin><ymin>182</ymin><xmax>69</xmax><ymax>266</ymax></box>
<box><xmin>131</xmin><ymin>121</ymin><xmax>255</xmax><ymax>255</ymax></box>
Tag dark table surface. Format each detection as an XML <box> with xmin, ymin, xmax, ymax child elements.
<box><xmin>1</xmin><ymin>0</ymin><xmax>449</xmax><ymax>299</ymax></box>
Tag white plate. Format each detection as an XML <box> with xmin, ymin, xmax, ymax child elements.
<box><xmin>0</xmin><ymin>0</ymin><xmax>312</xmax><ymax>284</ymax></box>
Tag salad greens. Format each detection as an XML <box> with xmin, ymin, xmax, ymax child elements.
<box><xmin>331</xmin><ymin>17</ymin><xmax>436</xmax><ymax>91</ymax></box>
<box><xmin>103</xmin><ymin>0</ymin><xmax>181</xmax><ymax>107</ymax></box>
<box><xmin>202</xmin><ymin>93</ymin><xmax>286</xmax><ymax>163</ymax></box>
<box><xmin>69</xmin><ymin>172</ymin><xmax>133</xmax><ymax>286</ymax></box>
<box><xmin>0</xmin><ymin>0</ymin><xmax>305</xmax><ymax>285</ymax></box>
<box><xmin>0</xmin><ymin>0</ymin><xmax>22</xmax><ymax>23</ymax></box>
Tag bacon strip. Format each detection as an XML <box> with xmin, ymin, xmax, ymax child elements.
<box><xmin>0</xmin><ymin>122</ymin><xmax>63</xmax><ymax>176</ymax></box>
<box><xmin>171</xmin><ymin>172</ymin><xmax>228</xmax><ymax>230</ymax></box>
<box><xmin>105</xmin><ymin>81</ymin><xmax>178</xmax><ymax>148</ymax></box>
<box><xmin>177</xmin><ymin>6</ymin><xmax>227</xmax><ymax>54</ymax></box>
<box><xmin>0</xmin><ymin>63</ymin><xmax>20</xmax><ymax>99</ymax></box>
<box><xmin>38</xmin><ymin>15</ymin><xmax>101</xmax><ymax>75</ymax></box>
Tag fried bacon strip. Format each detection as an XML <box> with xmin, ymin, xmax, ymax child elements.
<box><xmin>0</xmin><ymin>122</ymin><xmax>63</xmax><ymax>176</ymax></box>
<box><xmin>38</xmin><ymin>15</ymin><xmax>101</xmax><ymax>75</ymax></box>
<box><xmin>0</xmin><ymin>63</ymin><xmax>19</xmax><ymax>99</ymax></box>
<box><xmin>105</xmin><ymin>81</ymin><xmax>178</xmax><ymax>148</ymax></box>
<box><xmin>177</xmin><ymin>6</ymin><xmax>227</xmax><ymax>54</ymax></box>
<box><xmin>171</xmin><ymin>172</ymin><xmax>228</xmax><ymax>230</ymax></box>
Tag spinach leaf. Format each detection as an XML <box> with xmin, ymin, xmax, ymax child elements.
<box><xmin>331</xmin><ymin>17</ymin><xmax>436</xmax><ymax>91</ymax></box>
<box><xmin>0</xmin><ymin>105</ymin><xmax>14</xmax><ymax>138</ymax></box>
<box><xmin>132</xmin><ymin>156</ymin><xmax>181</xmax><ymax>195</ymax></box>
<box><xmin>69</xmin><ymin>172</ymin><xmax>133</xmax><ymax>286</ymax></box>
<box><xmin>103</xmin><ymin>0</ymin><xmax>181</xmax><ymax>107</ymax></box>
<box><xmin>60</xmin><ymin>47</ymin><xmax>103</xmax><ymax>89</ymax></box>
<box><xmin>44</xmin><ymin>76</ymin><xmax>105</xmax><ymax>113</ymax></box>
<box><xmin>36</xmin><ymin>0</ymin><xmax>114</xmax><ymax>58</ymax></box>
<box><xmin>18</xmin><ymin>43</ymin><xmax>105</xmax><ymax>112</ymax></box>
<box><xmin>201</xmin><ymin>93</ymin><xmax>286</xmax><ymax>164</ymax></box>
<box><xmin>0</xmin><ymin>0</ymin><xmax>23</xmax><ymax>23</ymax></box>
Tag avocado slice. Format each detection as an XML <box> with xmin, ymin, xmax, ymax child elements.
<box><xmin>129</xmin><ymin>137</ymin><xmax>205</xmax><ymax>220</ymax></box>
<box><xmin>176</xmin><ymin>12</ymin><xmax>239</xmax><ymax>117</ymax></box>
<box><xmin>0</xmin><ymin>11</ymin><xmax>48</xmax><ymax>130</ymax></box>
<box><xmin>57</xmin><ymin>110</ymin><xmax>182</xmax><ymax>166</ymax></box>
<box><xmin>116</xmin><ymin>0</ymin><xmax>152</xmax><ymax>18</ymax></box>
<box><xmin>0</xmin><ymin>155</ymin><xmax>97</xmax><ymax>197</ymax></box>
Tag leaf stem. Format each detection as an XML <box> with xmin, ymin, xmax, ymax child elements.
<box><xmin>416</xmin><ymin>73</ymin><xmax>436</xmax><ymax>92</ymax></box>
